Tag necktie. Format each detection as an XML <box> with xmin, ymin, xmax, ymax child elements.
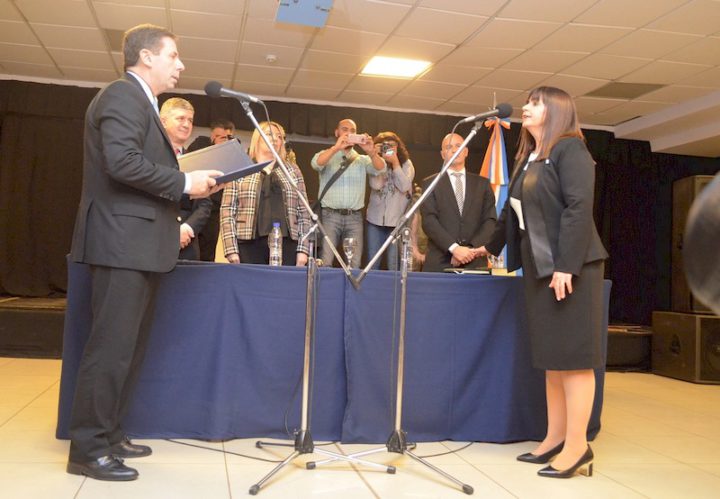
<box><xmin>452</xmin><ymin>172</ymin><xmax>464</xmax><ymax>214</ymax></box>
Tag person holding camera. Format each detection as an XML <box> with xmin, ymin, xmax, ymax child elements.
<box><xmin>366</xmin><ymin>132</ymin><xmax>415</xmax><ymax>270</ymax></box>
<box><xmin>311</xmin><ymin>118</ymin><xmax>386</xmax><ymax>267</ymax></box>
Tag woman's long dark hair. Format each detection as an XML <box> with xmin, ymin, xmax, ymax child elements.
<box><xmin>373</xmin><ymin>131</ymin><xmax>410</xmax><ymax>165</ymax></box>
<box><xmin>515</xmin><ymin>86</ymin><xmax>584</xmax><ymax>162</ymax></box>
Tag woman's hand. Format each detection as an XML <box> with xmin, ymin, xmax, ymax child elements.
<box><xmin>549</xmin><ymin>271</ymin><xmax>573</xmax><ymax>301</ymax></box>
<box><xmin>296</xmin><ymin>253</ymin><xmax>308</xmax><ymax>267</ymax></box>
<box><xmin>227</xmin><ymin>253</ymin><xmax>240</xmax><ymax>264</ymax></box>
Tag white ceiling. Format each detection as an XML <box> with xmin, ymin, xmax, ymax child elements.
<box><xmin>1</xmin><ymin>0</ymin><xmax>720</xmax><ymax>157</ymax></box>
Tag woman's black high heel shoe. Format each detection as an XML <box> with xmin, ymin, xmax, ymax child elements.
<box><xmin>516</xmin><ymin>441</ymin><xmax>564</xmax><ymax>464</ymax></box>
<box><xmin>537</xmin><ymin>446</ymin><xmax>593</xmax><ymax>478</ymax></box>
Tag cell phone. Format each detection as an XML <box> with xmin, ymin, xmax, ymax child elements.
<box><xmin>347</xmin><ymin>133</ymin><xmax>365</xmax><ymax>144</ymax></box>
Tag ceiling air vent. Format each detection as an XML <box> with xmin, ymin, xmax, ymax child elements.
<box><xmin>585</xmin><ymin>82</ymin><xmax>665</xmax><ymax>99</ymax></box>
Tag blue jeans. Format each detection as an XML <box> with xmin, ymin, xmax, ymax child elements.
<box><xmin>320</xmin><ymin>209</ymin><xmax>364</xmax><ymax>268</ymax></box>
<box><xmin>366</xmin><ymin>222</ymin><xmax>399</xmax><ymax>270</ymax></box>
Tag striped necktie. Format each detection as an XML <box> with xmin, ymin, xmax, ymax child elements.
<box><xmin>452</xmin><ymin>172</ymin><xmax>464</xmax><ymax>214</ymax></box>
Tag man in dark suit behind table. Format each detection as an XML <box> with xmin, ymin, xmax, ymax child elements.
<box><xmin>66</xmin><ymin>24</ymin><xmax>222</xmax><ymax>481</ymax></box>
<box><xmin>420</xmin><ymin>133</ymin><xmax>497</xmax><ymax>272</ymax></box>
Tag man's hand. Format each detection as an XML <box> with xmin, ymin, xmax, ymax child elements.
<box><xmin>474</xmin><ymin>246</ymin><xmax>489</xmax><ymax>258</ymax></box>
<box><xmin>451</xmin><ymin>245</ymin><xmax>475</xmax><ymax>265</ymax></box>
<box><xmin>549</xmin><ymin>271</ymin><xmax>573</xmax><ymax>301</ymax></box>
<box><xmin>296</xmin><ymin>252</ymin><xmax>308</xmax><ymax>267</ymax></box>
<box><xmin>358</xmin><ymin>134</ymin><xmax>376</xmax><ymax>155</ymax></box>
<box><xmin>187</xmin><ymin>170</ymin><xmax>224</xmax><ymax>198</ymax></box>
<box><xmin>227</xmin><ymin>253</ymin><xmax>240</xmax><ymax>264</ymax></box>
<box><xmin>179</xmin><ymin>223</ymin><xmax>194</xmax><ymax>249</ymax></box>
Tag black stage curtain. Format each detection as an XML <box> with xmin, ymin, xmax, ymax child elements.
<box><xmin>1</xmin><ymin>80</ymin><xmax>718</xmax><ymax>324</ymax></box>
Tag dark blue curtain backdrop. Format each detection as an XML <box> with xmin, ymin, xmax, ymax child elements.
<box><xmin>1</xmin><ymin>79</ymin><xmax>718</xmax><ymax>324</ymax></box>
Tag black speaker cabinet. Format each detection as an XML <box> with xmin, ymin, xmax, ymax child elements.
<box><xmin>652</xmin><ymin>311</ymin><xmax>720</xmax><ymax>384</ymax></box>
<box><xmin>672</xmin><ymin>175</ymin><xmax>714</xmax><ymax>313</ymax></box>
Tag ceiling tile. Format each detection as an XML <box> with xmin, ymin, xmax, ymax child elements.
<box><xmin>418</xmin><ymin>0</ymin><xmax>507</xmax><ymax>16</ymax></box>
<box><xmin>538</xmin><ymin>74</ymin><xmax>609</xmax><ymax>97</ymax></box>
<box><xmin>397</xmin><ymin>79</ymin><xmax>465</xmax><ymax>99</ymax></box>
<box><xmin>172</xmin><ymin>10</ymin><xmax>242</xmax><ymax>40</ymax></box>
<box><xmin>47</xmin><ymin>47</ymin><xmax>114</xmax><ymax>70</ymax></box>
<box><xmin>326</xmin><ymin>0</ymin><xmax>411</xmax><ymax>34</ymax></box>
<box><xmin>246</xmin><ymin>0</ymin><xmax>276</xmax><ymax>20</ymax></box>
<box><xmin>663</xmin><ymin>36</ymin><xmax>720</xmax><ymax>65</ymax></box>
<box><xmin>227</xmin><ymin>80</ymin><xmax>287</xmax><ymax>97</ymax></box>
<box><xmin>238</xmin><ymin>42</ymin><xmax>303</xmax><ymax>67</ymax></box>
<box><xmin>0</xmin><ymin>20</ymin><xmax>40</xmax><ymax>44</ymax></box>
<box><xmin>535</xmin><ymin>24</ymin><xmax>632</xmax><ymax>52</ymax></box>
<box><xmin>338</xmin><ymin>89</ymin><xmax>393</xmax><ymax>106</ymax></box>
<box><xmin>419</xmin><ymin>63</ymin><xmax>492</xmax><ymax>85</ymax></box>
<box><xmin>178</xmin><ymin>75</ymin><xmax>230</xmax><ymax>91</ymax></box>
<box><xmin>500</xmin><ymin>50</ymin><xmax>589</xmax><ymax>73</ymax></box>
<box><xmin>640</xmin><ymin>84</ymin><xmax>718</xmax><ymax>103</ymax></box>
<box><xmin>600</xmin><ymin>29</ymin><xmax>701</xmax><ymax>59</ymax></box>
<box><xmin>475</xmin><ymin>69</ymin><xmax>552</xmax><ymax>91</ymax></box>
<box><xmin>93</xmin><ymin>2</ymin><xmax>167</xmax><ymax>30</ymax></box>
<box><xmin>620</xmin><ymin>60</ymin><xmax>712</xmax><ymax>85</ymax></box>
<box><xmin>465</xmin><ymin>19</ymin><xmax>561</xmax><ymax>50</ymax></box>
<box><xmin>16</xmin><ymin>0</ymin><xmax>95</xmax><ymax>26</ymax></box>
<box><xmin>101</xmin><ymin>0</ymin><xmax>165</xmax><ymax>6</ymax></box>
<box><xmin>244</xmin><ymin>18</ymin><xmax>315</xmax><ymax>47</ymax></box>
<box><xmin>309</xmin><ymin>26</ymin><xmax>385</xmax><ymax>55</ymax></box>
<box><xmin>394</xmin><ymin>8</ymin><xmax>487</xmax><ymax>45</ymax></box>
<box><xmin>31</xmin><ymin>24</ymin><xmax>106</xmax><ymax>50</ymax></box>
<box><xmin>0</xmin><ymin>42</ymin><xmax>51</xmax><ymax>65</ymax></box>
<box><xmin>379</xmin><ymin>36</ymin><xmax>455</xmax><ymax>61</ymax></box>
<box><xmin>285</xmin><ymin>85</ymin><xmax>341</xmax><ymax>101</ymax></box>
<box><xmin>60</xmin><ymin>66</ymin><xmax>117</xmax><ymax>82</ymax></box>
<box><xmin>648</xmin><ymin>0</ymin><xmax>720</xmax><ymax>36</ymax></box>
<box><xmin>291</xmin><ymin>69</ymin><xmax>355</xmax><ymax>90</ymax></box>
<box><xmin>574</xmin><ymin>96</ymin><xmax>627</xmax><ymax>114</ymax></box>
<box><xmin>0</xmin><ymin>0</ymin><xmax>22</xmax><ymax>21</ymax></box>
<box><xmin>497</xmin><ymin>0</ymin><xmax>597</xmax><ymax>22</ymax></box>
<box><xmin>594</xmin><ymin>100</ymin><xmax>669</xmax><ymax>125</ymax></box>
<box><xmin>441</xmin><ymin>46</ymin><xmax>523</xmax><ymax>68</ymax></box>
<box><xmin>170</xmin><ymin>0</ymin><xmax>247</xmax><ymax>16</ymax></box>
<box><xmin>177</xmin><ymin>36</ymin><xmax>237</xmax><ymax>63</ymax></box>
<box><xmin>574</xmin><ymin>0</ymin><xmax>688</xmax><ymax>27</ymax></box>
<box><xmin>434</xmin><ymin>99</ymin><xmax>478</xmax><ymax>115</ymax></box>
<box><xmin>345</xmin><ymin>74</ymin><xmax>409</xmax><ymax>93</ymax></box>
<box><xmin>387</xmin><ymin>94</ymin><xmax>446</xmax><ymax>110</ymax></box>
<box><xmin>180</xmin><ymin>58</ymin><xmax>234</xmax><ymax>80</ymax></box>
<box><xmin>676</xmin><ymin>66</ymin><xmax>720</xmax><ymax>87</ymax></box>
<box><xmin>563</xmin><ymin>54</ymin><xmax>652</xmax><ymax>80</ymax></box>
<box><xmin>1</xmin><ymin>60</ymin><xmax>62</xmax><ymax>77</ymax></box>
<box><xmin>452</xmin><ymin>86</ymin><xmax>524</xmax><ymax>106</ymax></box>
<box><xmin>301</xmin><ymin>49</ymin><xmax>367</xmax><ymax>73</ymax></box>
<box><xmin>233</xmin><ymin>64</ymin><xmax>295</xmax><ymax>86</ymax></box>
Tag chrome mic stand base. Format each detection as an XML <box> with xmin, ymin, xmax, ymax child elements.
<box><xmin>249</xmin><ymin>254</ymin><xmax>394</xmax><ymax>496</ymax></box>
<box><xmin>307</xmin><ymin>228</ymin><xmax>474</xmax><ymax>495</ymax></box>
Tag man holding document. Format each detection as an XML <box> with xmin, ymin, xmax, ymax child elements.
<box><xmin>66</xmin><ymin>24</ymin><xmax>223</xmax><ymax>481</ymax></box>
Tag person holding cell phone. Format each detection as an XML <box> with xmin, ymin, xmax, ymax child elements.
<box><xmin>311</xmin><ymin>118</ymin><xmax>386</xmax><ymax>267</ymax></box>
<box><xmin>365</xmin><ymin>132</ymin><xmax>415</xmax><ymax>270</ymax></box>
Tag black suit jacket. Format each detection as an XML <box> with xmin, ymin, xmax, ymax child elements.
<box><xmin>70</xmin><ymin>74</ymin><xmax>185</xmax><ymax>273</ymax></box>
<box><xmin>486</xmin><ymin>137</ymin><xmax>608</xmax><ymax>278</ymax></box>
<box><xmin>420</xmin><ymin>171</ymin><xmax>497</xmax><ymax>272</ymax></box>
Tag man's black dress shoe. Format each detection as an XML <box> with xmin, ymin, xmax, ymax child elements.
<box><xmin>67</xmin><ymin>455</ymin><xmax>138</xmax><ymax>481</ymax></box>
<box><xmin>538</xmin><ymin>446</ymin><xmax>593</xmax><ymax>478</ymax></box>
<box><xmin>110</xmin><ymin>437</ymin><xmax>152</xmax><ymax>458</ymax></box>
<box><xmin>517</xmin><ymin>441</ymin><xmax>564</xmax><ymax>464</ymax></box>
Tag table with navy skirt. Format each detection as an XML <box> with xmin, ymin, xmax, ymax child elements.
<box><xmin>56</xmin><ymin>261</ymin><xmax>610</xmax><ymax>443</ymax></box>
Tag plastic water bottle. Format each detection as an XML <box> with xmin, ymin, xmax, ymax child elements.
<box><xmin>268</xmin><ymin>222</ymin><xmax>283</xmax><ymax>267</ymax></box>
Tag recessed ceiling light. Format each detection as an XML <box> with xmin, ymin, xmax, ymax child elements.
<box><xmin>361</xmin><ymin>56</ymin><xmax>431</xmax><ymax>78</ymax></box>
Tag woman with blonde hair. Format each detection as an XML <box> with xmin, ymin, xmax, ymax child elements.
<box><xmin>479</xmin><ymin>86</ymin><xmax>608</xmax><ymax>478</ymax></box>
<box><xmin>220</xmin><ymin>121</ymin><xmax>310</xmax><ymax>265</ymax></box>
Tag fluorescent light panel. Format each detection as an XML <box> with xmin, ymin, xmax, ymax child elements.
<box><xmin>361</xmin><ymin>56</ymin><xmax>431</xmax><ymax>78</ymax></box>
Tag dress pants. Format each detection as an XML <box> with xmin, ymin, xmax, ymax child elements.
<box><xmin>68</xmin><ymin>265</ymin><xmax>160</xmax><ymax>461</ymax></box>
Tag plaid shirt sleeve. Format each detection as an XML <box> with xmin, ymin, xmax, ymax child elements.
<box><xmin>220</xmin><ymin>179</ymin><xmax>240</xmax><ymax>258</ymax></box>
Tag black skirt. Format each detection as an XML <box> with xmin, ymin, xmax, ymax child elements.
<box><xmin>520</xmin><ymin>232</ymin><xmax>605</xmax><ymax>370</ymax></box>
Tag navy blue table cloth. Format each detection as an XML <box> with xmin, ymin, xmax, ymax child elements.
<box><xmin>57</xmin><ymin>261</ymin><xmax>610</xmax><ymax>443</ymax></box>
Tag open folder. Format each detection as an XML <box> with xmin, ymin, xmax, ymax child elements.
<box><xmin>178</xmin><ymin>139</ymin><xmax>272</xmax><ymax>184</ymax></box>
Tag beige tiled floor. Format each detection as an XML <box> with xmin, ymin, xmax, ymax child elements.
<box><xmin>1</xmin><ymin>357</ymin><xmax>720</xmax><ymax>498</ymax></box>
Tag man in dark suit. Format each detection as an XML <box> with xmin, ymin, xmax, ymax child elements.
<box><xmin>66</xmin><ymin>24</ymin><xmax>222</xmax><ymax>481</ymax></box>
<box><xmin>159</xmin><ymin>97</ymin><xmax>212</xmax><ymax>260</ymax></box>
<box><xmin>420</xmin><ymin>133</ymin><xmax>497</xmax><ymax>272</ymax></box>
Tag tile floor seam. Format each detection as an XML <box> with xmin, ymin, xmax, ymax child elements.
<box><xmin>0</xmin><ymin>379</ymin><xmax>59</xmax><ymax>428</ymax></box>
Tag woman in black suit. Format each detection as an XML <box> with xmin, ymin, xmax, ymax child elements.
<box><xmin>478</xmin><ymin>86</ymin><xmax>608</xmax><ymax>479</ymax></box>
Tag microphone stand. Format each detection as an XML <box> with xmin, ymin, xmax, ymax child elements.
<box><xmin>307</xmin><ymin>121</ymin><xmax>484</xmax><ymax>496</ymax></box>
<box><xmin>235</xmin><ymin>100</ymin><xmax>394</xmax><ymax>496</ymax></box>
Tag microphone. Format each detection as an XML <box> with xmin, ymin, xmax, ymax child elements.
<box><xmin>204</xmin><ymin>81</ymin><xmax>263</xmax><ymax>104</ymax></box>
<box><xmin>458</xmin><ymin>103</ymin><xmax>513</xmax><ymax>124</ymax></box>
